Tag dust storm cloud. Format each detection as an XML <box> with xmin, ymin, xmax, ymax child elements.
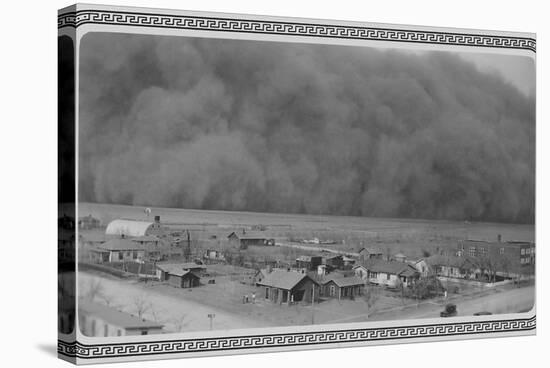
<box><xmin>78</xmin><ymin>33</ymin><xmax>535</xmax><ymax>223</ymax></box>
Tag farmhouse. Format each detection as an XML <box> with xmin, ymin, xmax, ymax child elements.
<box><xmin>355</xmin><ymin>260</ymin><xmax>419</xmax><ymax>287</ymax></box>
<box><xmin>257</xmin><ymin>269</ymin><xmax>320</xmax><ymax>305</ymax></box>
<box><xmin>105</xmin><ymin>216</ymin><xmax>165</xmax><ymax>237</ymax></box>
<box><xmin>358</xmin><ymin>247</ymin><xmax>384</xmax><ymax>262</ymax></box>
<box><xmin>79</xmin><ymin>300</ymin><xmax>163</xmax><ymax>336</ymax></box>
<box><xmin>426</xmin><ymin>255</ymin><xmax>478</xmax><ymax>279</ymax></box>
<box><xmin>322</xmin><ymin>275</ymin><xmax>364</xmax><ymax>299</ymax></box>
<box><xmin>410</xmin><ymin>258</ymin><xmax>431</xmax><ymax>277</ymax></box>
<box><xmin>90</xmin><ymin>238</ymin><xmax>145</xmax><ymax>263</ymax></box>
<box><xmin>296</xmin><ymin>255</ymin><xmax>323</xmax><ymax>271</ymax></box>
<box><xmin>227</xmin><ymin>231</ymin><xmax>275</xmax><ymax>249</ymax></box>
<box><xmin>156</xmin><ymin>263</ymin><xmax>201</xmax><ymax>288</ymax></box>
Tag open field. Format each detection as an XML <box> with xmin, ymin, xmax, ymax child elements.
<box><xmin>80</xmin><ymin>202</ymin><xmax>534</xmax><ymax>260</ymax></box>
<box><xmin>76</xmin><ymin>202</ymin><xmax>535</xmax><ymax>335</ymax></box>
<box><xmin>79</xmin><ymin>269</ymin><xmax>534</xmax><ymax>334</ymax></box>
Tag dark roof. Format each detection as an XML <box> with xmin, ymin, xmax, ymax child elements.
<box><xmin>323</xmin><ymin>275</ymin><xmax>364</xmax><ymax>287</ymax></box>
<box><xmin>79</xmin><ymin>300</ymin><xmax>163</xmax><ymax>330</ymax></box>
<box><xmin>131</xmin><ymin>235</ymin><xmax>160</xmax><ymax>242</ymax></box>
<box><xmin>98</xmin><ymin>238</ymin><xmax>144</xmax><ymax>251</ymax></box>
<box><xmin>228</xmin><ymin>231</ymin><xmax>270</xmax><ymax>240</ymax></box>
<box><xmin>361</xmin><ymin>259</ymin><xmax>419</xmax><ymax>276</ymax></box>
<box><xmin>257</xmin><ymin>269</ymin><xmax>318</xmax><ymax>290</ymax></box>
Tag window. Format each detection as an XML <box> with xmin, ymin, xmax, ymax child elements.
<box><xmin>525</xmin><ymin>248</ymin><xmax>531</xmax><ymax>255</ymax></box>
<box><xmin>479</xmin><ymin>247</ymin><xmax>487</xmax><ymax>256</ymax></box>
<box><xmin>521</xmin><ymin>258</ymin><xmax>525</xmax><ymax>264</ymax></box>
<box><xmin>265</xmin><ymin>287</ymin><xmax>269</xmax><ymax>299</ymax></box>
<box><xmin>133</xmin><ymin>251</ymin><xmax>138</xmax><ymax>259</ymax></box>
<box><xmin>330</xmin><ymin>285</ymin><xmax>336</xmax><ymax>297</ymax></box>
<box><xmin>118</xmin><ymin>252</ymin><xmax>123</xmax><ymax>260</ymax></box>
<box><xmin>141</xmin><ymin>331</ymin><xmax>148</xmax><ymax>335</ymax></box>
<box><xmin>468</xmin><ymin>247</ymin><xmax>476</xmax><ymax>257</ymax></box>
<box><xmin>499</xmin><ymin>247</ymin><xmax>505</xmax><ymax>255</ymax></box>
<box><xmin>521</xmin><ymin>248</ymin><xmax>525</xmax><ymax>255</ymax></box>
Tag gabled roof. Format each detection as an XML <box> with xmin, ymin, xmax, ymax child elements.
<box><xmin>323</xmin><ymin>275</ymin><xmax>364</xmax><ymax>287</ymax></box>
<box><xmin>228</xmin><ymin>231</ymin><xmax>269</xmax><ymax>240</ymax></box>
<box><xmin>257</xmin><ymin>269</ymin><xmax>318</xmax><ymax>290</ymax></box>
<box><xmin>79</xmin><ymin>300</ymin><xmax>163</xmax><ymax>330</ymax></box>
<box><xmin>98</xmin><ymin>238</ymin><xmax>144</xmax><ymax>251</ymax></box>
<box><xmin>362</xmin><ymin>259</ymin><xmax>419</xmax><ymax>276</ymax></box>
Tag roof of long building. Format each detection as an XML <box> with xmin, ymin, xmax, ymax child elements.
<box><xmin>105</xmin><ymin>219</ymin><xmax>156</xmax><ymax>237</ymax></box>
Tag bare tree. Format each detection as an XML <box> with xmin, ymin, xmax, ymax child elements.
<box><xmin>362</xmin><ymin>285</ymin><xmax>380</xmax><ymax>319</ymax></box>
<box><xmin>172</xmin><ymin>314</ymin><xmax>189</xmax><ymax>332</ymax></box>
<box><xmin>85</xmin><ymin>278</ymin><xmax>105</xmax><ymax>301</ymax></box>
<box><xmin>133</xmin><ymin>294</ymin><xmax>151</xmax><ymax>319</ymax></box>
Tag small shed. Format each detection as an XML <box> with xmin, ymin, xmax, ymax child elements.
<box><xmin>322</xmin><ymin>275</ymin><xmax>364</xmax><ymax>299</ymax></box>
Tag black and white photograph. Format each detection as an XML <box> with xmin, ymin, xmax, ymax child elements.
<box><xmin>71</xmin><ymin>29</ymin><xmax>535</xmax><ymax>338</ymax></box>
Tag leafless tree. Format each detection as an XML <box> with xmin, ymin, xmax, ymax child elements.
<box><xmin>85</xmin><ymin>278</ymin><xmax>105</xmax><ymax>301</ymax></box>
<box><xmin>172</xmin><ymin>314</ymin><xmax>189</xmax><ymax>332</ymax></box>
<box><xmin>133</xmin><ymin>294</ymin><xmax>151</xmax><ymax>319</ymax></box>
<box><xmin>362</xmin><ymin>285</ymin><xmax>380</xmax><ymax>318</ymax></box>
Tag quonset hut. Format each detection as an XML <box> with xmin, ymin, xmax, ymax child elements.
<box><xmin>105</xmin><ymin>216</ymin><xmax>165</xmax><ymax>237</ymax></box>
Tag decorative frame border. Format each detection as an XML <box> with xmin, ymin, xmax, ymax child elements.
<box><xmin>59</xmin><ymin>316</ymin><xmax>535</xmax><ymax>360</ymax></box>
<box><xmin>58</xmin><ymin>6</ymin><xmax>536</xmax><ymax>362</ymax></box>
<box><xmin>58</xmin><ymin>9</ymin><xmax>536</xmax><ymax>52</ymax></box>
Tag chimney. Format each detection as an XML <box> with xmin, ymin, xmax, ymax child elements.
<box><xmin>497</xmin><ymin>234</ymin><xmax>502</xmax><ymax>243</ymax></box>
<box><xmin>154</xmin><ymin>215</ymin><xmax>160</xmax><ymax>223</ymax></box>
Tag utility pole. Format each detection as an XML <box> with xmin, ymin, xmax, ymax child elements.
<box><xmin>208</xmin><ymin>313</ymin><xmax>215</xmax><ymax>330</ymax></box>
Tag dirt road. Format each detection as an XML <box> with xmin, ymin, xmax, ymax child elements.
<box><xmin>328</xmin><ymin>285</ymin><xmax>534</xmax><ymax>323</ymax></box>
<box><xmin>79</xmin><ymin>272</ymin><xmax>267</xmax><ymax>333</ymax></box>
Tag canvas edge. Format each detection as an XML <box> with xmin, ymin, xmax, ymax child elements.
<box><xmin>57</xmin><ymin>3</ymin><xmax>536</xmax><ymax>365</ymax></box>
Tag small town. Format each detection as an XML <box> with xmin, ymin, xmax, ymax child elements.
<box><xmin>58</xmin><ymin>204</ymin><xmax>535</xmax><ymax>337</ymax></box>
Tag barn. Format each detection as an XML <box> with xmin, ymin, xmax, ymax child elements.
<box><xmin>105</xmin><ymin>216</ymin><xmax>165</xmax><ymax>237</ymax></box>
<box><xmin>227</xmin><ymin>231</ymin><xmax>274</xmax><ymax>249</ymax></box>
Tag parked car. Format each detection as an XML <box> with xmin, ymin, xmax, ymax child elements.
<box><xmin>473</xmin><ymin>311</ymin><xmax>492</xmax><ymax>316</ymax></box>
<box><xmin>440</xmin><ymin>303</ymin><xmax>457</xmax><ymax>317</ymax></box>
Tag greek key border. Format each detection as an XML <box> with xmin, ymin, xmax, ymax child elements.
<box><xmin>58</xmin><ymin>315</ymin><xmax>535</xmax><ymax>359</ymax></box>
<box><xmin>57</xmin><ymin>10</ymin><xmax>536</xmax><ymax>52</ymax></box>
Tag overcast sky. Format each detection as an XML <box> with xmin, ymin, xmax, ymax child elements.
<box><xmin>78</xmin><ymin>33</ymin><xmax>535</xmax><ymax>223</ymax></box>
